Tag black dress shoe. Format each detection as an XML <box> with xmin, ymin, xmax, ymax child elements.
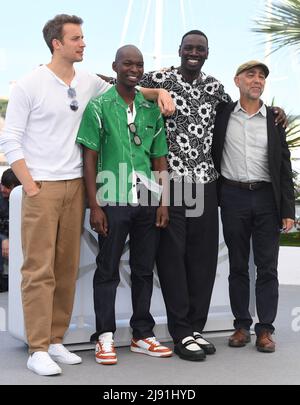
<box><xmin>193</xmin><ymin>333</ymin><xmax>216</xmax><ymax>355</ymax></box>
<box><xmin>174</xmin><ymin>338</ymin><xmax>206</xmax><ymax>362</ymax></box>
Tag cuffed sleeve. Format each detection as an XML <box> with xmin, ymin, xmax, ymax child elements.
<box><xmin>76</xmin><ymin>100</ymin><xmax>103</xmax><ymax>152</ymax></box>
<box><xmin>0</xmin><ymin>84</ymin><xmax>31</xmax><ymax>164</ymax></box>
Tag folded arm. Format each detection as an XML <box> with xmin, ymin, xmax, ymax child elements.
<box><xmin>96</xmin><ymin>73</ymin><xmax>175</xmax><ymax>116</ymax></box>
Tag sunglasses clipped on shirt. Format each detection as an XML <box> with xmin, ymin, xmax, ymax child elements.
<box><xmin>68</xmin><ymin>87</ymin><xmax>79</xmax><ymax>112</ymax></box>
<box><xmin>128</xmin><ymin>123</ymin><xmax>142</xmax><ymax>146</ymax></box>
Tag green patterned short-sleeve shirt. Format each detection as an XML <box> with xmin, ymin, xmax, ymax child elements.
<box><xmin>76</xmin><ymin>86</ymin><xmax>168</xmax><ymax>203</ymax></box>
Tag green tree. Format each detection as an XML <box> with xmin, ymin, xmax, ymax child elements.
<box><xmin>293</xmin><ymin>171</ymin><xmax>300</xmax><ymax>201</ymax></box>
<box><xmin>278</xmin><ymin>114</ymin><xmax>300</xmax><ymax>199</ymax></box>
<box><xmin>286</xmin><ymin>114</ymin><xmax>300</xmax><ymax>150</ymax></box>
<box><xmin>0</xmin><ymin>99</ymin><xmax>8</xmax><ymax>118</ymax></box>
<box><xmin>270</xmin><ymin>98</ymin><xmax>300</xmax><ymax>149</ymax></box>
<box><xmin>253</xmin><ymin>1</ymin><xmax>300</xmax><ymax>155</ymax></box>
<box><xmin>253</xmin><ymin>0</ymin><xmax>300</xmax><ymax>54</ymax></box>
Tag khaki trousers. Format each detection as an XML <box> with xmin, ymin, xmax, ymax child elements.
<box><xmin>21</xmin><ymin>179</ymin><xmax>85</xmax><ymax>353</ymax></box>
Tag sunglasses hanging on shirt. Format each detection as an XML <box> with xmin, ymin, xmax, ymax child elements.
<box><xmin>68</xmin><ymin>87</ymin><xmax>79</xmax><ymax>112</ymax></box>
<box><xmin>128</xmin><ymin>123</ymin><xmax>142</xmax><ymax>146</ymax></box>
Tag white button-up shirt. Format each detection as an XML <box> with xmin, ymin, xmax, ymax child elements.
<box><xmin>221</xmin><ymin>101</ymin><xmax>271</xmax><ymax>183</ymax></box>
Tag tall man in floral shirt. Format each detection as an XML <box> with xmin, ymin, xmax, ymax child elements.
<box><xmin>140</xmin><ymin>30</ymin><xmax>230</xmax><ymax>361</ymax></box>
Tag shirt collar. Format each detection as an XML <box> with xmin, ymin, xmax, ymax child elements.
<box><xmin>234</xmin><ymin>100</ymin><xmax>267</xmax><ymax>117</ymax></box>
<box><xmin>175</xmin><ymin>68</ymin><xmax>208</xmax><ymax>85</ymax></box>
<box><xmin>110</xmin><ymin>86</ymin><xmax>148</xmax><ymax>109</ymax></box>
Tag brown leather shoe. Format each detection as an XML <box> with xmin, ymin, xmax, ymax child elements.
<box><xmin>228</xmin><ymin>329</ymin><xmax>251</xmax><ymax>347</ymax></box>
<box><xmin>256</xmin><ymin>330</ymin><xmax>275</xmax><ymax>353</ymax></box>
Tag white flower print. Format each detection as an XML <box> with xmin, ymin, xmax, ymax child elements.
<box><xmin>152</xmin><ymin>71</ymin><xmax>166</xmax><ymax>83</ymax></box>
<box><xmin>202</xmin><ymin>116</ymin><xmax>210</xmax><ymax>127</ymax></box>
<box><xmin>174</xmin><ymin>95</ymin><xmax>187</xmax><ymax>111</ymax></box>
<box><xmin>174</xmin><ymin>71</ymin><xmax>184</xmax><ymax>84</ymax></box>
<box><xmin>205</xmin><ymin>135</ymin><xmax>213</xmax><ymax>146</ymax></box>
<box><xmin>194</xmin><ymin>165</ymin><xmax>203</xmax><ymax>177</ymax></box>
<box><xmin>194</xmin><ymin>166</ymin><xmax>210</xmax><ymax>184</ymax></box>
<box><xmin>169</xmin><ymin>153</ymin><xmax>183</xmax><ymax>171</ymax></box>
<box><xmin>178</xmin><ymin>166</ymin><xmax>189</xmax><ymax>177</ymax></box>
<box><xmin>203</xmin><ymin>135</ymin><xmax>213</xmax><ymax>154</ymax></box>
<box><xmin>169</xmin><ymin>91</ymin><xmax>177</xmax><ymax>100</ymax></box>
<box><xmin>198</xmin><ymin>103</ymin><xmax>212</xmax><ymax>118</ymax></box>
<box><xmin>204</xmin><ymin>81</ymin><xmax>220</xmax><ymax>95</ymax></box>
<box><xmin>189</xmin><ymin>149</ymin><xmax>199</xmax><ymax>160</ymax></box>
<box><xmin>200</xmin><ymin>162</ymin><xmax>209</xmax><ymax>171</ymax></box>
<box><xmin>198</xmin><ymin>173</ymin><xmax>210</xmax><ymax>184</ymax></box>
<box><xmin>166</xmin><ymin>119</ymin><xmax>177</xmax><ymax>133</ymax></box>
<box><xmin>176</xmin><ymin>134</ymin><xmax>191</xmax><ymax>153</ymax></box>
<box><xmin>181</xmin><ymin>105</ymin><xmax>191</xmax><ymax>116</ymax></box>
<box><xmin>182</xmin><ymin>82</ymin><xmax>193</xmax><ymax>93</ymax></box>
<box><xmin>188</xmin><ymin>123</ymin><xmax>197</xmax><ymax>133</ymax></box>
<box><xmin>191</xmin><ymin>88</ymin><xmax>201</xmax><ymax>99</ymax></box>
<box><xmin>188</xmin><ymin>124</ymin><xmax>205</xmax><ymax>139</ymax></box>
<box><xmin>203</xmin><ymin>143</ymin><xmax>210</xmax><ymax>154</ymax></box>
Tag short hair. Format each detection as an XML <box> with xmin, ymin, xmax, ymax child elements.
<box><xmin>43</xmin><ymin>14</ymin><xmax>83</xmax><ymax>54</ymax></box>
<box><xmin>115</xmin><ymin>45</ymin><xmax>143</xmax><ymax>63</ymax></box>
<box><xmin>1</xmin><ymin>169</ymin><xmax>21</xmax><ymax>189</ymax></box>
<box><xmin>181</xmin><ymin>30</ymin><xmax>208</xmax><ymax>46</ymax></box>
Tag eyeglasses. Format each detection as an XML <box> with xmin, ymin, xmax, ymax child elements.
<box><xmin>68</xmin><ymin>87</ymin><xmax>79</xmax><ymax>112</ymax></box>
<box><xmin>128</xmin><ymin>123</ymin><xmax>142</xmax><ymax>146</ymax></box>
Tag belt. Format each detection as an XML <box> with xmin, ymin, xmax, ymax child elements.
<box><xmin>222</xmin><ymin>177</ymin><xmax>270</xmax><ymax>191</ymax></box>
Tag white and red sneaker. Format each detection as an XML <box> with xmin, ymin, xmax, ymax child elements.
<box><xmin>131</xmin><ymin>337</ymin><xmax>173</xmax><ymax>358</ymax></box>
<box><xmin>95</xmin><ymin>332</ymin><xmax>117</xmax><ymax>365</ymax></box>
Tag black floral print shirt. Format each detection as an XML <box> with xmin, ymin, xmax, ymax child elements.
<box><xmin>140</xmin><ymin>68</ymin><xmax>231</xmax><ymax>183</ymax></box>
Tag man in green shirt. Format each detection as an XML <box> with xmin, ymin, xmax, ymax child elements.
<box><xmin>77</xmin><ymin>45</ymin><xmax>172</xmax><ymax>365</ymax></box>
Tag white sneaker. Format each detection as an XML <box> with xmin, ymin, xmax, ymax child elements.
<box><xmin>27</xmin><ymin>352</ymin><xmax>62</xmax><ymax>376</ymax></box>
<box><xmin>48</xmin><ymin>344</ymin><xmax>82</xmax><ymax>365</ymax></box>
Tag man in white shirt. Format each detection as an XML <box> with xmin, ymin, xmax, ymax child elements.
<box><xmin>212</xmin><ymin>61</ymin><xmax>295</xmax><ymax>353</ymax></box>
<box><xmin>0</xmin><ymin>14</ymin><xmax>174</xmax><ymax>376</ymax></box>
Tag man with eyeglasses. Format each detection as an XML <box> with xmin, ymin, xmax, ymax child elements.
<box><xmin>76</xmin><ymin>45</ymin><xmax>172</xmax><ymax>366</ymax></box>
<box><xmin>0</xmin><ymin>14</ymin><xmax>174</xmax><ymax>376</ymax></box>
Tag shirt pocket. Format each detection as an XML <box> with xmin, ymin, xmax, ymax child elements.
<box><xmin>140</xmin><ymin>125</ymin><xmax>156</xmax><ymax>154</ymax></box>
<box><xmin>143</xmin><ymin>125</ymin><xmax>156</xmax><ymax>137</ymax></box>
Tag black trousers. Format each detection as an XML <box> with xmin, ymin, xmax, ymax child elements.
<box><xmin>92</xmin><ymin>205</ymin><xmax>157</xmax><ymax>340</ymax></box>
<box><xmin>220</xmin><ymin>183</ymin><xmax>280</xmax><ymax>335</ymax></box>
<box><xmin>156</xmin><ymin>181</ymin><xmax>219</xmax><ymax>343</ymax></box>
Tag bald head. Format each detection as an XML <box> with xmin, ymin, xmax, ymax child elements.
<box><xmin>112</xmin><ymin>45</ymin><xmax>144</xmax><ymax>88</ymax></box>
<box><xmin>115</xmin><ymin>45</ymin><xmax>143</xmax><ymax>63</ymax></box>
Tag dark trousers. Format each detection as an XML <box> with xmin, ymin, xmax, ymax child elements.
<box><xmin>156</xmin><ymin>181</ymin><xmax>219</xmax><ymax>343</ymax></box>
<box><xmin>0</xmin><ymin>235</ymin><xmax>7</xmax><ymax>275</ymax></box>
<box><xmin>0</xmin><ymin>239</ymin><xmax>8</xmax><ymax>292</ymax></box>
<box><xmin>93</xmin><ymin>205</ymin><xmax>157</xmax><ymax>340</ymax></box>
<box><xmin>220</xmin><ymin>183</ymin><xmax>280</xmax><ymax>335</ymax></box>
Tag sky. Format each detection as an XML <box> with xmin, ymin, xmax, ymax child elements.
<box><xmin>0</xmin><ymin>0</ymin><xmax>300</xmax><ymax>168</ymax></box>
<box><xmin>0</xmin><ymin>1</ymin><xmax>299</xmax><ymax>218</ymax></box>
